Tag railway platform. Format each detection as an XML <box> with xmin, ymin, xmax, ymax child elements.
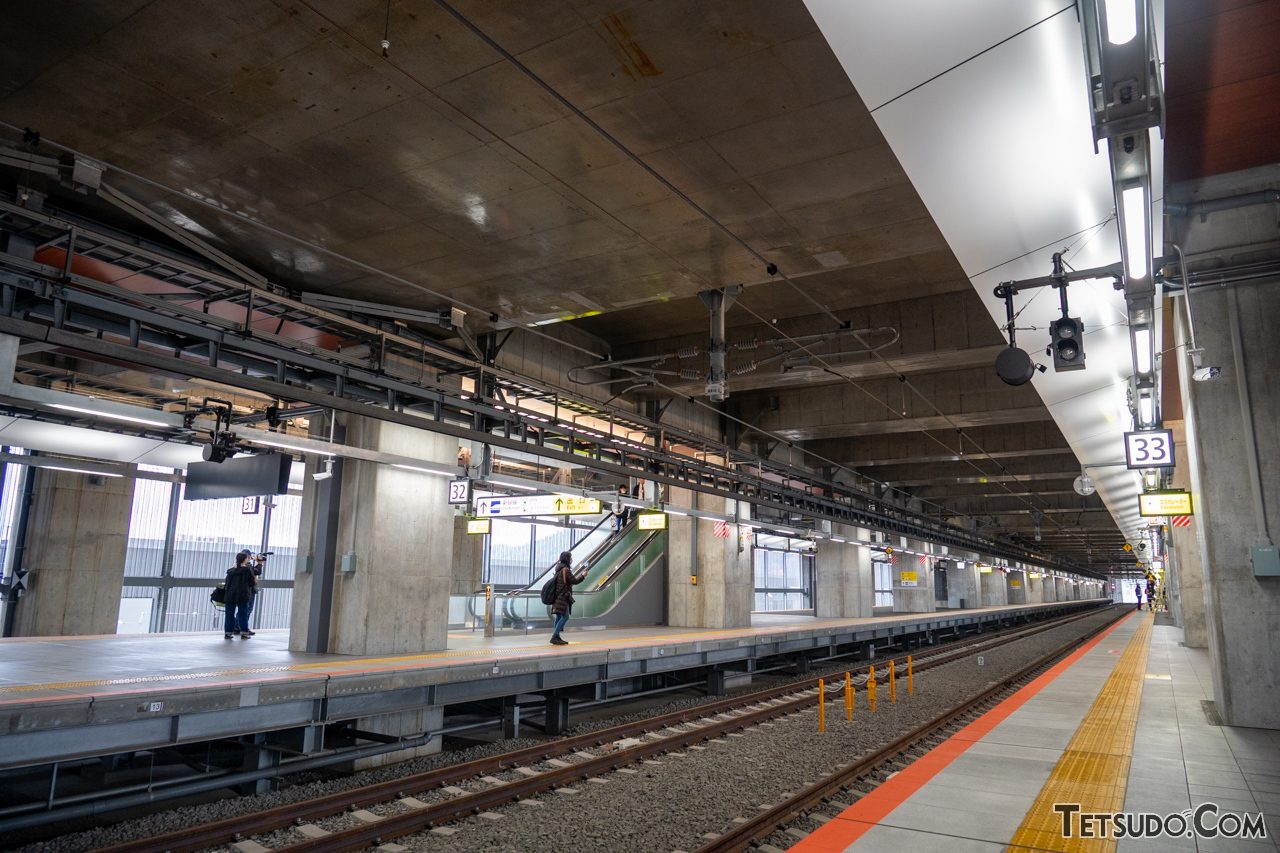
<box><xmin>788</xmin><ymin>611</ymin><xmax>1279</xmax><ymax>853</ymax></box>
<box><xmin>0</xmin><ymin>601</ymin><xmax>1099</xmax><ymax>773</ymax></box>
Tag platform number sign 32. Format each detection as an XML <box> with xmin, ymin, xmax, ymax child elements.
<box><xmin>1124</xmin><ymin>429</ymin><xmax>1175</xmax><ymax>469</ymax></box>
<box><xmin>447</xmin><ymin>478</ymin><xmax>472</xmax><ymax>505</ymax></box>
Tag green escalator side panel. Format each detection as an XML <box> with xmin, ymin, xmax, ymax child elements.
<box><xmin>577</xmin><ymin>531</ymin><xmax>665</xmax><ymax>619</ymax></box>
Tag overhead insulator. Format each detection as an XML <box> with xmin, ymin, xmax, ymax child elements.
<box><xmin>732</xmin><ymin>361</ymin><xmax>759</xmax><ymax>376</ymax></box>
<box><xmin>733</xmin><ymin>339</ymin><xmax>760</xmax><ymax>350</ymax></box>
<box><xmin>676</xmin><ymin>346</ymin><xmax>701</xmax><ymax>359</ymax></box>
<box><xmin>679</xmin><ymin>369</ymin><xmax>703</xmax><ymax>380</ymax></box>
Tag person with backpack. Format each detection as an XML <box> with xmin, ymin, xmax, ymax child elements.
<box><xmin>223</xmin><ymin>552</ymin><xmax>257</xmax><ymax>639</ymax></box>
<box><xmin>547</xmin><ymin>550</ymin><xmax>584</xmax><ymax>646</ymax></box>
<box><xmin>1134</xmin><ymin>581</ymin><xmax>1143</xmax><ymax>611</ymax></box>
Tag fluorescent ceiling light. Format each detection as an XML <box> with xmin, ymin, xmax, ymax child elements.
<box><xmin>1105</xmin><ymin>0</ymin><xmax>1138</xmax><ymax>45</ymax></box>
<box><xmin>392</xmin><ymin>463</ymin><xmax>450</xmax><ymax>476</ymax></box>
<box><xmin>46</xmin><ymin>465</ymin><xmax>122</xmax><ymax>478</ymax></box>
<box><xmin>50</xmin><ymin>403</ymin><xmax>169</xmax><ymax>428</ymax></box>
<box><xmin>665</xmin><ymin>509</ymin><xmax>689</xmax><ymax>516</ymax></box>
<box><xmin>1133</xmin><ymin>328</ymin><xmax>1153</xmax><ymax>374</ymax></box>
<box><xmin>1138</xmin><ymin>394</ymin><xmax>1154</xmax><ymax>425</ymax></box>
<box><xmin>244</xmin><ymin>436</ymin><xmax>335</xmax><ymax>456</ymax></box>
<box><xmin>1121</xmin><ymin>185</ymin><xmax>1148</xmax><ymax>279</ymax></box>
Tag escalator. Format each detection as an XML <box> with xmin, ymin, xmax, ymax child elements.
<box><xmin>472</xmin><ymin>514</ymin><xmax>666</xmax><ymax>632</ymax></box>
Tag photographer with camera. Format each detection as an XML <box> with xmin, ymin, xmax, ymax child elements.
<box><xmin>223</xmin><ymin>551</ymin><xmax>258</xmax><ymax>639</ymax></box>
<box><xmin>238</xmin><ymin>549</ymin><xmax>271</xmax><ymax>636</ymax></box>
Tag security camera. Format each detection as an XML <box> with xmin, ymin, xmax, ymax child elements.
<box><xmin>1189</xmin><ymin>348</ymin><xmax>1220</xmax><ymax>382</ymax></box>
<box><xmin>312</xmin><ymin>459</ymin><xmax>334</xmax><ymax>481</ymax></box>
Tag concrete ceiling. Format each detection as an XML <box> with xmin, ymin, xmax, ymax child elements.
<box><xmin>0</xmin><ymin>0</ymin><xmax>1131</xmax><ymax>568</ymax></box>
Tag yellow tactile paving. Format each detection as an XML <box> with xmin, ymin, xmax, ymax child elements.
<box><xmin>1005</xmin><ymin>613</ymin><xmax>1153</xmax><ymax>853</ymax></box>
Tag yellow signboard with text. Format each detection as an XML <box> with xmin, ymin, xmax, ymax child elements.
<box><xmin>1138</xmin><ymin>490</ymin><xmax>1193</xmax><ymax>517</ymax></box>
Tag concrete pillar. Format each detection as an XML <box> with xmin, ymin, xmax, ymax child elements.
<box><xmin>14</xmin><ymin>469</ymin><xmax>135</xmax><ymax>636</ymax></box>
<box><xmin>980</xmin><ymin>566</ymin><xmax>1007</xmax><ymax>607</ymax></box>
<box><xmin>814</xmin><ymin>524</ymin><xmax>872</xmax><ymax>618</ymax></box>
<box><xmin>891</xmin><ymin>543</ymin><xmax>934</xmax><ymax>613</ymax></box>
<box><xmin>1165</xmin><ymin>421</ymin><xmax>1207</xmax><ymax>646</ymax></box>
<box><xmin>947</xmin><ymin>556</ymin><xmax>980</xmax><ymax>610</ymax></box>
<box><xmin>666</xmin><ymin>488</ymin><xmax>752</xmax><ymax>629</ymax></box>
<box><xmin>1006</xmin><ymin>570</ymin><xmax>1028</xmax><ymax>605</ymax></box>
<box><xmin>290</xmin><ymin>416</ymin><xmax>458</xmax><ymax>656</ymax></box>
<box><xmin>450</xmin><ymin>515</ymin><xmax>484</xmax><ymax>596</ymax></box>
<box><xmin>1041</xmin><ymin>574</ymin><xmax>1057</xmax><ymax>602</ymax></box>
<box><xmin>1025</xmin><ymin>572</ymin><xmax>1044</xmax><ymax>603</ymax></box>
<box><xmin>1055</xmin><ymin>577</ymin><xmax>1068</xmax><ymax>601</ymax></box>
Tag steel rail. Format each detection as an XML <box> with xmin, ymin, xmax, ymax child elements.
<box><xmin>691</xmin><ymin>606</ymin><xmax>1133</xmax><ymax>853</ymax></box>
<box><xmin>85</xmin><ymin>604</ymin><xmax>1110</xmax><ymax>853</ymax></box>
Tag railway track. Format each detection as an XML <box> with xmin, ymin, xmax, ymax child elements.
<box><xmin>691</xmin><ymin>606</ymin><xmax>1133</xmax><ymax>853</ymax></box>
<box><xmin>83</xmin><ymin>604</ymin><xmax>1118</xmax><ymax>853</ymax></box>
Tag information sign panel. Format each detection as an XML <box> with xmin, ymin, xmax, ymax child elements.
<box><xmin>1138</xmin><ymin>490</ymin><xmax>1193</xmax><ymax>517</ymax></box>
<box><xmin>466</xmin><ymin>518</ymin><xmax>491</xmax><ymax>535</ymax></box>
<box><xmin>637</xmin><ymin>512</ymin><xmax>667</xmax><ymax>530</ymax></box>
<box><xmin>1125</xmin><ymin>430</ymin><xmax>1175</xmax><ymax>469</ymax></box>
<box><xmin>899</xmin><ymin>571</ymin><xmax>918</xmax><ymax>587</ymax></box>
<box><xmin>241</xmin><ymin>495</ymin><xmax>260</xmax><ymax>514</ymax></box>
<box><xmin>475</xmin><ymin>494</ymin><xmax>602</xmax><ymax>517</ymax></box>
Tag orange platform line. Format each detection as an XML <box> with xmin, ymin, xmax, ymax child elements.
<box><xmin>788</xmin><ymin>610</ymin><xmax>1139</xmax><ymax>853</ymax></box>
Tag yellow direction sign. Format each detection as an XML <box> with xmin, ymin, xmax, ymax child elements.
<box><xmin>1139</xmin><ymin>490</ymin><xmax>1193</xmax><ymax>517</ymax></box>
<box><xmin>899</xmin><ymin>571</ymin><xmax>918</xmax><ymax>587</ymax></box>
<box><xmin>1123</xmin><ymin>543</ymin><xmax>1133</xmax><ymax>552</ymax></box>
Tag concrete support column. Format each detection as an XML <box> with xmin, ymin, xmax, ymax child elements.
<box><xmin>946</xmin><ymin>555</ymin><xmax>979</xmax><ymax>610</ymax></box>
<box><xmin>814</xmin><ymin>524</ymin><xmax>872</xmax><ymax>618</ymax></box>
<box><xmin>290</xmin><ymin>416</ymin><xmax>458</xmax><ymax>656</ymax></box>
<box><xmin>666</xmin><ymin>488</ymin><xmax>752</xmax><ymax>629</ymax></box>
<box><xmin>1007</xmin><ymin>570</ymin><xmax>1028</xmax><ymax>605</ymax></box>
<box><xmin>1042</xmin><ymin>574</ymin><xmax>1058</xmax><ymax>602</ymax></box>
<box><xmin>1055</xmin><ymin>577</ymin><xmax>1068</xmax><ymax>601</ymax></box>
<box><xmin>14</xmin><ymin>469</ymin><xmax>135</xmax><ymax>636</ymax></box>
<box><xmin>892</xmin><ymin>540</ymin><xmax>934</xmax><ymax>613</ymax></box>
<box><xmin>1166</xmin><ymin>421</ymin><xmax>1207</xmax><ymax>646</ymax></box>
<box><xmin>980</xmin><ymin>566</ymin><xmax>1007</xmax><ymax>607</ymax></box>
<box><xmin>451</xmin><ymin>515</ymin><xmax>485</xmax><ymax>596</ymax></box>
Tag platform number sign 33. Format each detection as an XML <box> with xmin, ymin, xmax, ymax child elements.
<box><xmin>1124</xmin><ymin>429</ymin><xmax>1174</xmax><ymax>469</ymax></box>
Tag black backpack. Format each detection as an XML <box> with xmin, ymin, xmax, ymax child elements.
<box><xmin>210</xmin><ymin>583</ymin><xmax>226</xmax><ymax>605</ymax></box>
<box><xmin>540</xmin><ymin>566</ymin><xmax>561</xmax><ymax>605</ymax></box>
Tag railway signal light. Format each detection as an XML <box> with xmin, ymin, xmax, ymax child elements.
<box><xmin>1050</xmin><ymin>316</ymin><xmax>1086</xmax><ymax>371</ymax></box>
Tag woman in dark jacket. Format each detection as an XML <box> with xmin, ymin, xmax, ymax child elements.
<box><xmin>223</xmin><ymin>553</ymin><xmax>257</xmax><ymax>639</ymax></box>
<box><xmin>549</xmin><ymin>550</ymin><xmax>584</xmax><ymax>646</ymax></box>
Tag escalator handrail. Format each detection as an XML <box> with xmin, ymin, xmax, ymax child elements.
<box><xmin>499</xmin><ymin>514</ymin><xmax>639</xmax><ymax>598</ymax></box>
<box><xmin>504</xmin><ymin>526</ymin><xmax>660</xmax><ymax>599</ymax></box>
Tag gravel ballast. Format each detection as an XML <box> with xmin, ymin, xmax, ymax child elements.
<box><xmin>7</xmin><ymin>607</ymin><xmax>1120</xmax><ymax>853</ymax></box>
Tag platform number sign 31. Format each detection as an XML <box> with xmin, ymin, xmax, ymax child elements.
<box><xmin>1124</xmin><ymin>429</ymin><xmax>1175</xmax><ymax>469</ymax></box>
<box><xmin>447</xmin><ymin>478</ymin><xmax>472</xmax><ymax>505</ymax></box>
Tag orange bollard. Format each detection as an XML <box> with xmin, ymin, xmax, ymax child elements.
<box><xmin>869</xmin><ymin>664</ymin><xmax>876</xmax><ymax>712</ymax></box>
<box><xmin>890</xmin><ymin>659</ymin><xmax>896</xmax><ymax>703</ymax></box>
<box><xmin>818</xmin><ymin>678</ymin><xmax>825</xmax><ymax>732</ymax></box>
<box><xmin>908</xmin><ymin>655</ymin><xmax>914</xmax><ymax>696</ymax></box>
<box><xmin>845</xmin><ymin>671</ymin><xmax>853</xmax><ymax>721</ymax></box>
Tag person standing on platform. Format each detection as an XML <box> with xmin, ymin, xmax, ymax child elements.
<box><xmin>1146</xmin><ymin>576</ymin><xmax>1156</xmax><ymax>610</ymax></box>
<box><xmin>238</xmin><ymin>549</ymin><xmax>262</xmax><ymax>637</ymax></box>
<box><xmin>549</xmin><ymin>551</ymin><xmax>585</xmax><ymax>646</ymax></box>
<box><xmin>223</xmin><ymin>552</ymin><xmax>257</xmax><ymax>639</ymax></box>
<box><xmin>1135</xmin><ymin>581</ymin><xmax>1144</xmax><ymax>610</ymax></box>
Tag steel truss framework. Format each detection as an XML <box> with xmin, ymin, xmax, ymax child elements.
<box><xmin>0</xmin><ymin>195</ymin><xmax>1087</xmax><ymax>573</ymax></box>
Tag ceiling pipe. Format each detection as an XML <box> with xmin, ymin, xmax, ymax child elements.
<box><xmin>1164</xmin><ymin>189</ymin><xmax>1279</xmax><ymax>218</ymax></box>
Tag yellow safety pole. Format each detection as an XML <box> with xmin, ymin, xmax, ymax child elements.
<box><xmin>818</xmin><ymin>678</ymin><xmax>825</xmax><ymax>732</ymax></box>
<box><xmin>890</xmin><ymin>659</ymin><xmax>896</xmax><ymax>703</ymax></box>
<box><xmin>845</xmin><ymin>671</ymin><xmax>853</xmax><ymax>721</ymax></box>
<box><xmin>869</xmin><ymin>664</ymin><xmax>876</xmax><ymax>712</ymax></box>
<box><xmin>908</xmin><ymin>655</ymin><xmax>914</xmax><ymax>696</ymax></box>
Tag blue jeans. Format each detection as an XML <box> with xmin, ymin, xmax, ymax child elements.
<box><xmin>551</xmin><ymin>613</ymin><xmax>569</xmax><ymax>638</ymax></box>
<box><xmin>224</xmin><ymin>601</ymin><xmax>250</xmax><ymax>634</ymax></box>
